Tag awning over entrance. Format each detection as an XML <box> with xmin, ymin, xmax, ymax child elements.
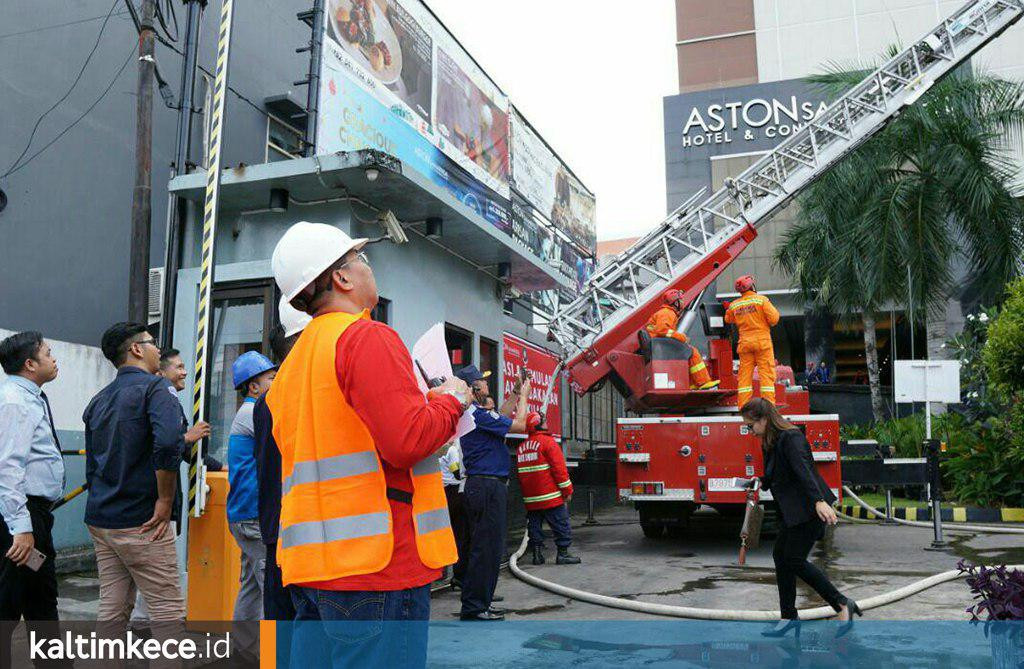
<box><xmin>167</xmin><ymin>149</ymin><xmax>570</xmax><ymax>292</ymax></box>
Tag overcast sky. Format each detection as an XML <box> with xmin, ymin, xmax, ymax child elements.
<box><xmin>427</xmin><ymin>0</ymin><xmax>678</xmax><ymax>242</ymax></box>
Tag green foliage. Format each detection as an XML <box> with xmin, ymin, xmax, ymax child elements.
<box><xmin>983</xmin><ymin>278</ymin><xmax>1024</xmax><ymax>397</ymax></box>
<box><xmin>842</xmin><ymin>410</ymin><xmax>1024</xmax><ymax>508</ymax></box>
<box><xmin>948</xmin><ymin>305</ymin><xmax>1000</xmax><ymax>421</ymax></box>
<box><xmin>942</xmin><ymin>405</ymin><xmax>1024</xmax><ymax>508</ymax></box>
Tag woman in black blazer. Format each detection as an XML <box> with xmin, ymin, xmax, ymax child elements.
<box><xmin>740</xmin><ymin>398</ymin><xmax>862</xmax><ymax>637</ymax></box>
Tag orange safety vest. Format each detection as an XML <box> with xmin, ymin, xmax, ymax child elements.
<box><xmin>266</xmin><ymin>310</ymin><xmax>456</xmax><ymax>586</ymax></box>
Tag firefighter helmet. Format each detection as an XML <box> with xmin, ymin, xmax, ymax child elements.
<box><xmin>734</xmin><ymin>275</ymin><xmax>756</xmax><ymax>293</ymax></box>
<box><xmin>663</xmin><ymin>289</ymin><xmax>684</xmax><ymax>306</ymax></box>
<box><xmin>526</xmin><ymin>411</ymin><xmax>544</xmax><ymax>432</ymax></box>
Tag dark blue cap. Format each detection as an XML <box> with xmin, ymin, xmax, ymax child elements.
<box><xmin>454</xmin><ymin>364</ymin><xmax>490</xmax><ymax>384</ymax></box>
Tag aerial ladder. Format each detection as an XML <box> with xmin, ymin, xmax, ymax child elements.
<box><xmin>540</xmin><ymin>0</ymin><xmax>1024</xmax><ymax>535</ymax></box>
<box><xmin>548</xmin><ymin>0</ymin><xmax>1023</xmax><ymax>402</ymax></box>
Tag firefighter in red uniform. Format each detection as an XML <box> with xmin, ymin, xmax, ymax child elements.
<box><xmin>516</xmin><ymin>412</ymin><xmax>581</xmax><ymax>565</ymax></box>
<box><xmin>645</xmin><ymin>289</ymin><xmax>719</xmax><ymax>389</ymax></box>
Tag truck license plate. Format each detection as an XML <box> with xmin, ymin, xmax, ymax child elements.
<box><xmin>707</xmin><ymin>478</ymin><xmax>742</xmax><ymax>491</ymax></box>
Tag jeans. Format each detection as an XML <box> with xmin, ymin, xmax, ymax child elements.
<box><xmin>773</xmin><ymin>518</ymin><xmax>845</xmax><ymax>619</ymax></box>
<box><xmin>289</xmin><ymin>585</ymin><xmax>431</xmax><ymax>669</ymax></box>
<box><xmin>460</xmin><ymin>476</ymin><xmax>508</xmax><ymax>617</ymax></box>
<box><xmin>527</xmin><ymin>503</ymin><xmax>573</xmax><ymax>549</ymax></box>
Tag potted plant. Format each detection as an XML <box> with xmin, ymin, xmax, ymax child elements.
<box><xmin>958</xmin><ymin>560</ymin><xmax>1024</xmax><ymax>668</ymax></box>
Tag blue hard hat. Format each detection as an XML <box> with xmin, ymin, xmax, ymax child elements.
<box><xmin>232</xmin><ymin>351</ymin><xmax>276</xmax><ymax>390</ymax></box>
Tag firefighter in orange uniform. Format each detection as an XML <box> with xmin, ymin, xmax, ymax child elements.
<box><xmin>645</xmin><ymin>289</ymin><xmax>720</xmax><ymax>390</ymax></box>
<box><xmin>724</xmin><ymin>275</ymin><xmax>780</xmax><ymax>407</ymax></box>
<box><xmin>516</xmin><ymin>412</ymin><xmax>581</xmax><ymax>566</ymax></box>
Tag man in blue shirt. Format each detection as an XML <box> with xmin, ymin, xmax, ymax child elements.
<box><xmin>0</xmin><ymin>331</ymin><xmax>64</xmax><ymax>656</ymax></box>
<box><xmin>84</xmin><ymin>322</ymin><xmax>186</xmax><ymax>622</ymax></box>
<box><xmin>456</xmin><ymin>365</ymin><xmax>530</xmax><ymax>621</ymax></box>
<box><xmin>227</xmin><ymin>351</ymin><xmax>276</xmax><ymax>622</ymax></box>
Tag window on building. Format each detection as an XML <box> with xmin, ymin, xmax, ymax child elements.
<box><xmin>479</xmin><ymin>336</ymin><xmax>498</xmax><ymax>399</ymax></box>
<box><xmin>266</xmin><ymin>115</ymin><xmax>304</xmax><ymax>162</ymax></box>
<box><xmin>371</xmin><ymin>297</ymin><xmax>391</xmax><ymax>324</ymax></box>
<box><xmin>445</xmin><ymin>324</ymin><xmax>473</xmax><ymax>375</ymax></box>
<box><xmin>206</xmin><ymin>281</ymin><xmax>275</xmax><ymax>462</ymax></box>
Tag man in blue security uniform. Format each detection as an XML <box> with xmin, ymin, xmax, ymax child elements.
<box><xmin>226</xmin><ymin>350</ymin><xmax>277</xmax><ymax>623</ymax></box>
<box><xmin>456</xmin><ymin>365</ymin><xmax>530</xmax><ymax>621</ymax></box>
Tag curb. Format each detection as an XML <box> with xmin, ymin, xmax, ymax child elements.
<box><xmin>841</xmin><ymin>505</ymin><xmax>1024</xmax><ymax>523</ymax></box>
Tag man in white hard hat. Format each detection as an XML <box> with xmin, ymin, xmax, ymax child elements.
<box><xmin>267</xmin><ymin>222</ymin><xmax>471</xmax><ymax>667</ymax></box>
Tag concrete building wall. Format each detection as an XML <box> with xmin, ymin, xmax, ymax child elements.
<box><xmin>0</xmin><ymin>1</ymin><xmax>310</xmax><ymax>346</ymax></box>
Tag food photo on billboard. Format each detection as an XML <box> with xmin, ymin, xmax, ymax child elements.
<box><xmin>326</xmin><ymin>0</ymin><xmax>434</xmax><ymax>122</ymax></box>
<box><xmin>435</xmin><ymin>47</ymin><xmax>510</xmax><ymax>186</ymax></box>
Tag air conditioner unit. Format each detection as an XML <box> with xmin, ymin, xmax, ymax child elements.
<box><xmin>148</xmin><ymin>268</ymin><xmax>164</xmax><ymax>324</ymax></box>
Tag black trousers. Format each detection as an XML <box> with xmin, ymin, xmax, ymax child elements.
<box><xmin>444</xmin><ymin>484</ymin><xmax>471</xmax><ymax>583</ymax></box>
<box><xmin>1</xmin><ymin>496</ymin><xmax>66</xmax><ymax>669</ymax></box>
<box><xmin>773</xmin><ymin>518</ymin><xmax>845</xmax><ymax>620</ymax></box>
<box><xmin>460</xmin><ymin>476</ymin><xmax>507</xmax><ymax>616</ymax></box>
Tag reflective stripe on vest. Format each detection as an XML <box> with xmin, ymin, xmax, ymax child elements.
<box><xmin>737</xmin><ymin>386</ymin><xmax>753</xmax><ymax>393</ymax></box>
<box><xmin>280</xmin><ymin>511</ymin><xmax>390</xmax><ymax>550</ymax></box>
<box><xmin>523</xmin><ymin>491</ymin><xmax>562</xmax><ymax>504</ymax></box>
<box><xmin>557</xmin><ymin>480</ymin><xmax>572</xmax><ymax>488</ymax></box>
<box><xmin>689</xmin><ymin>361</ymin><xmax>707</xmax><ymax>373</ymax></box>
<box><xmin>518</xmin><ymin>464</ymin><xmax>551</xmax><ymax>473</ymax></box>
<box><xmin>729</xmin><ymin>297</ymin><xmax>762</xmax><ymax>310</ymax></box>
<box><xmin>760</xmin><ymin>385</ymin><xmax>775</xmax><ymax>392</ymax></box>
<box><xmin>282</xmin><ymin>451</ymin><xmax>380</xmax><ymax>497</ymax></box>
<box><xmin>415</xmin><ymin>507</ymin><xmax>451</xmax><ymax>535</ymax></box>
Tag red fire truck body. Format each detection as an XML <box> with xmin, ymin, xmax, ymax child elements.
<box><xmin>601</xmin><ymin>310</ymin><xmax>842</xmax><ymax>535</ymax></box>
<box><xmin>617</xmin><ymin>414</ymin><xmax>842</xmax><ymax>536</ymax></box>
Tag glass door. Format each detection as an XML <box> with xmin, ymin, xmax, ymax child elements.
<box><xmin>206</xmin><ymin>281</ymin><xmax>275</xmax><ymax>462</ymax></box>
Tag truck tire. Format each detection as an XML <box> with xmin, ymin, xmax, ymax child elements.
<box><xmin>641</xmin><ymin>521</ymin><xmax>666</xmax><ymax>539</ymax></box>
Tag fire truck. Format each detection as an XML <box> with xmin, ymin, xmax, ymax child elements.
<box><xmin>540</xmin><ymin>0</ymin><xmax>1023</xmax><ymax>538</ymax></box>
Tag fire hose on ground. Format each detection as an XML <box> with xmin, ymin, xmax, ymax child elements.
<box><xmin>508</xmin><ymin>486</ymin><xmax>1024</xmax><ymax>620</ymax></box>
<box><xmin>509</xmin><ymin>532</ymin><xmax>1024</xmax><ymax>621</ymax></box>
<box><xmin>842</xmin><ymin>485</ymin><xmax>1024</xmax><ymax>535</ymax></box>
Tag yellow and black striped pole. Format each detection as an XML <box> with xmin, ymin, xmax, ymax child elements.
<box><xmin>188</xmin><ymin>0</ymin><xmax>235</xmax><ymax>518</ymax></box>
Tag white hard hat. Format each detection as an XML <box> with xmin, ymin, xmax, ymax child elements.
<box><xmin>271</xmin><ymin>221</ymin><xmax>368</xmax><ymax>304</ymax></box>
<box><xmin>279</xmin><ymin>296</ymin><xmax>312</xmax><ymax>337</ymax></box>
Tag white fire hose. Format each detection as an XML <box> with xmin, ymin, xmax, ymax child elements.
<box><xmin>509</xmin><ymin>491</ymin><xmax>1024</xmax><ymax>620</ymax></box>
<box><xmin>842</xmin><ymin>485</ymin><xmax>1024</xmax><ymax>535</ymax></box>
<box><xmin>509</xmin><ymin>533</ymin><xmax>1024</xmax><ymax>620</ymax></box>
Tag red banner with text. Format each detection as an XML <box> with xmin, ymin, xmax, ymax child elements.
<box><xmin>502</xmin><ymin>333</ymin><xmax>561</xmax><ymax>437</ymax></box>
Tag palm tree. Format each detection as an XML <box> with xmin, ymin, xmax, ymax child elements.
<box><xmin>775</xmin><ymin>59</ymin><xmax>1024</xmax><ymax>421</ymax></box>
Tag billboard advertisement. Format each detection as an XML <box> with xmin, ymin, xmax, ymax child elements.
<box><xmin>503</xmin><ymin>333</ymin><xmax>561</xmax><ymax>437</ymax></box>
<box><xmin>510</xmin><ymin>109</ymin><xmax>596</xmax><ymax>253</ymax></box>
<box><xmin>316</xmin><ymin>0</ymin><xmax>592</xmax><ymax>270</ymax></box>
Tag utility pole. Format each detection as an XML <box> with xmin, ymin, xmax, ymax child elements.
<box><xmin>128</xmin><ymin>0</ymin><xmax>157</xmax><ymax>324</ymax></box>
<box><xmin>159</xmin><ymin>0</ymin><xmax>206</xmax><ymax>346</ymax></box>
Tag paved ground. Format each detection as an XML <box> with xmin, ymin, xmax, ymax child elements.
<box><xmin>429</xmin><ymin>505</ymin><xmax>1024</xmax><ymax>622</ymax></box>
<box><xmin>56</xmin><ymin>504</ymin><xmax>1024</xmax><ymax>623</ymax></box>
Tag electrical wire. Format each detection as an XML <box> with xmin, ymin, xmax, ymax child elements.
<box><xmin>2</xmin><ymin>42</ymin><xmax>137</xmax><ymax>180</ymax></box>
<box><xmin>150</xmin><ymin>28</ymin><xmax>283</xmax><ymax>128</ymax></box>
<box><xmin>155</xmin><ymin>0</ymin><xmax>179</xmax><ymax>43</ymax></box>
<box><xmin>2</xmin><ymin>0</ymin><xmax>122</xmax><ymax>180</ymax></box>
<box><xmin>0</xmin><ymin>9</ymin><xmax>131</xmax><ymax>42</ymax></box>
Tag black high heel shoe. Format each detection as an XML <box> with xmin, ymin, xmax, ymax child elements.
<box><xmin>835</xmin><ymin>599</ymin><xmax>864</xmax><ymax>638</ymax></box>
<box><xmin>761</xmin><ymin>619</ymin><xmax>802</xmax><ymax>638</ymax></box>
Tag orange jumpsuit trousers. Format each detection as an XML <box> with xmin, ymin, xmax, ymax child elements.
<box><xmin>644</xmin><ymin>306</ymin><xmax>718</xmax><ymax>389</ymax></box>
<box><xmin>725</xmin><ymin>291</ymin><xmax>780</xmax><ymax>407</ymax></box>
